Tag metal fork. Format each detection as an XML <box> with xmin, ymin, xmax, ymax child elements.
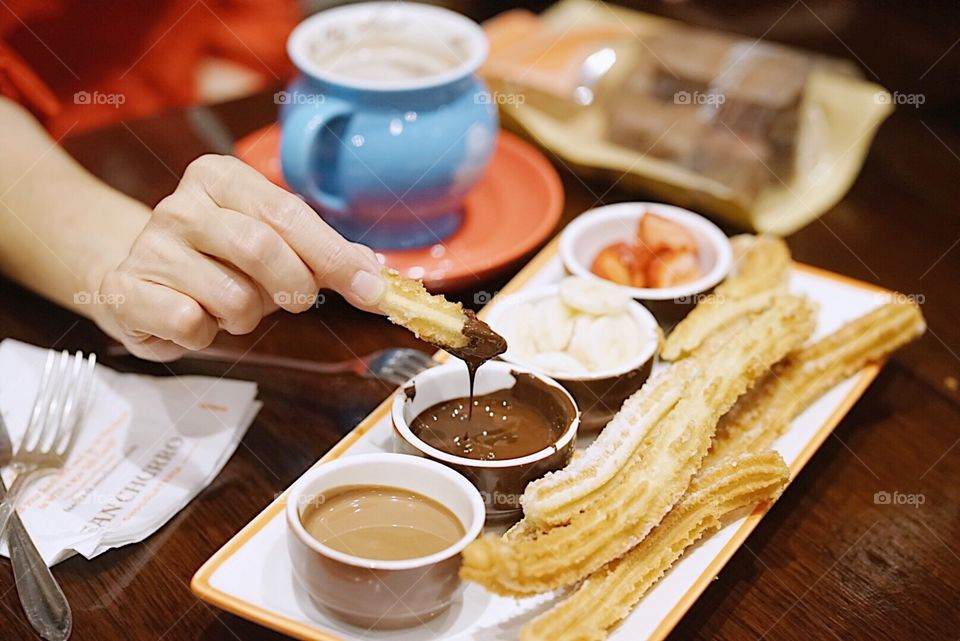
<box><xmin>0</xmin><ymin>350</ymin><xmax>96</xmax><ymax>539</ymax></box>
<box><xmin>107</xmin><ymin>344</ymin><xmax>437</xmax><ymax>386</ymax></box>
<box><xmin>0</xmin><ymin>405</ymin><xmax>72</xmax><ymax>640</ymax></box>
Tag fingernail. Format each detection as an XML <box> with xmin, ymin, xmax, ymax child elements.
<box><xmin>351</xmin><ymin>270</ymin><xmax>384</xmax><ymax>305</ymax></box>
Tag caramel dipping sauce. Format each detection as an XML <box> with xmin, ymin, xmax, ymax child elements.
<box><xmin>409</xmin><ymin>383</ymin><xmax>566</xmax><ymax>460</ymax></box>
<box><xmin>286</xmin><ymin>454</ymin><xmax>485</xmax><ymax>629</ymax></box>
<box><xmin>301</xmin><ymin>485</ymin><xmax>465</xmax><ymax>561</ymax></box>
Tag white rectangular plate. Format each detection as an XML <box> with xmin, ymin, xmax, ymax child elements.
<box><xmin>192</xmin><ymin>239</ymin><xmax>891</xmax><ymax>641</ymax></box>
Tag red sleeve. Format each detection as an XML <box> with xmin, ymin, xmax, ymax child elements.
<box><xmin>0</xmin><ymin>39</ymin><xmax>59</xmax><ymax>125</ymax></box>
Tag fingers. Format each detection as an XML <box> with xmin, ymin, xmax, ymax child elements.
<box><xmin>104</xmin><ymin>273</ymin><xmax>219</xmax><ymax>352</ymax></box>
<box><xmin>185</xmin><ymin>206</ymin><xmax>319</xmax><ymax>313</ymax></box>
<box><xmin>156</xmin><ymin>247</ymin><xmax>266</xmax><ymax>335</ymax></box>
<box><xmin>123</xmin><ymin>336</ymin><xmax>190</xmax><ymax>363</ymax></box>
<box><xmin>102</xmin><ymin>153</ymin><xmax>390</xmax><ymax>363</ymax></box>
<box><xmin>183</xmin><ymin>154</ymin><xmax>385</xmax><ymax>309</ymax></box>
<box><xmin>105</xmin><ymin>234</ymin><xmax>266</xmax><ymax>338</ymax></box>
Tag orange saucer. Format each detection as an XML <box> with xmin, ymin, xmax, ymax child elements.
<box><xmin>234</xmin><ymin>125</ymin><xmax>563</xmax><ymax>291</ymax></box>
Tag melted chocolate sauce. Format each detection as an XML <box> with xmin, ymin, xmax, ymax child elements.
<box><xmin>448</xmin><ymin>310</ymin><xmax>508</xmax><ymax>413</ymax></box>
<box><xmin>410</xmin><ymin>372</ymin><xmax>573</xmax><ymax>461</ymax></box>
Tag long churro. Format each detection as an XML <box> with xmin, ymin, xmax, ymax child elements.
<box><xmin>518</xmin><ymin>360</ymin><xmax>694</xmax><ymax>525</ymax></box>
<box><xmin>711</xmin><ymin>298</ymin><xmax>926</xmax><ymax>460</ymax></box>
<box><xmin>377</xmin><ymin>269</ymin><xmax>506</xmax><ymax>363</ymax></box>
<box><xmin>661</xmin><ymin>235</ymin><xmax>791</xmax><ymax>361</ymax></box>
<box><xmin>520</xmin><ymin>451</ymin><xmax>790</xmax><ymax>641</ymax></box>
<box><xmin>521</xmin><ymin>294</ymin><xmax>812</xmax><ymax>527</ymax></box>
<box><xmin>519</xmin><ymin>298</ymin><xmax>923</xmax><ymax>641</ymax></box>
<box><xmin>460</xmin><ymin>295</ymin><xmax>815</xmax><ymax>595</ymax></box>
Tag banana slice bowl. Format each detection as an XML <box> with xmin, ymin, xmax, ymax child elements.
<box><xmin>484</xmin><ymin>281</ymin><xmax>659</xmax><ymax>433</ymax></box>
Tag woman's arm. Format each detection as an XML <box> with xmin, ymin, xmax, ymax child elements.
<box><xmin>0</xmin><ymin>97</ymin><xmax>385</xmax><ymax>361</ymax></box>
<box><xmin>0</xmin><ymin>97</ymin><xmax>150</xmax><ymax>314</ymax></box>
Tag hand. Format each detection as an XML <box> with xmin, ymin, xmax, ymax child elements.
<box><xmin>92</xmin><ymin>154</ymin><xmax>384</xmax><ymax>362</ymax></box>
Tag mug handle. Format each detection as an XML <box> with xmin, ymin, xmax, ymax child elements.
<box><xmin>280</xmin><ymin>96</ymin><xmax>352</xmax><ymax>212</ymax></box>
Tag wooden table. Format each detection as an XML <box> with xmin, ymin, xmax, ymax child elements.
<box><xmin>1</xmin><ymin>1</ymin><xmax>958</xmax><ymax>639</ymax></box>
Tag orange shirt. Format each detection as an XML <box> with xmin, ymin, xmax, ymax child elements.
<box><xmin>0</xmin><ymin>0</ymin><xmax>299</xmax><ymax>135</ymax></box>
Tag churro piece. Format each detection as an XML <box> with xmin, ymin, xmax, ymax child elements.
<box><xmin>377</xmin><ymin>269</ymin><xmax>506</xmax><ymax>361</ymax></box>
<box><xmin>460</xmin><ymin>295</ymin><xmax>815</xmax><ymax>595</ymax></box>
<box><xmin>717</xmin><ymin>234</ymin><xmax>792</xmax><ymax>299</ymax></box>
<box><xmin>521</xmin><ymin>294</ymin><xmax>811</xmax><ymax>528</ymax></box>
<box><xmin>661</xmin><ymin>291</ymin><xmax>778</xmax><ymax>361</ymax></box>
<box><xmin>519</xmin><ymin>361</ymin><xmax>693</xmax><ymax>525</ymax></box>
<box><xmin>378</xmin><ymin>269</ymin><xmax>469</xmax><ymax>348</ymax></box>
<box><xmin>520</xmin><ymin>451</ymin><xmax>790</xmax><ymax>641</ymax></box>
<box><xmin>712</xmin><ymin>298</ymin><xmax>926</xmax><ymax>460</ymax></box>
<box><xmin>662</xmin><ymin>235</ymin><xmax>791</xmax><ymax>361</ymax></box>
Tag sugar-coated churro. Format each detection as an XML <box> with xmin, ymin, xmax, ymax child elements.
<box><xmin>520</xmin><ymin>451</ymin><xmax>790</xmax><ymax>641</ymax></box>
<box><xmin>377</xmin><ymin>269</ymin><xmax>506</xmax><ymax>362</ymax></box>
<box><xmin>711</xmin><ymin>298</ymin><xmax>926</xmax><ymax>460</ymax></box>
<box><xmin>521</xmin><ymin>294</ymin><xmax>811</xmax><ymax>528</ymax></box>
<box><xmin>660</xmin><ymin>291</ymin><xmax>778</xmax><ymax>361</ymax></box>
<box><xmin>662</xmin><ymin>235</ymin><xmax>791</xmax><ymax>361</ymax></box>
<box><xmin>460</xmin><ymin>295</ymin><xmax>815</xmax><ymax>595</ymax></box>
<box><xmin>518</xmin><ymin>361</ymin><xmax>693</xmax><ymax>525</ymax></box>
<box><xmin>717</xmin><ymin>234</ymin><xmax>792</xmax><ymax>299</ymax></box>
<box><xmin>519</xmin><ymin>299</ymin><xmax>923</xmax><ymax>641</ymax></box>
<box><xmin>378</xmin><ymin>269</ymin><xmax>469</xmax><ymax>348</ymax></box>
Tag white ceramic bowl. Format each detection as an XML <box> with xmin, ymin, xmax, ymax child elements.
<box><xmin>560</xmin><ymin>202</ymin><xmax>733</xmax><ymax>304</ymax></box>
<box><xmin>483</xmin><ymin>285</ymin><xmax>659</xmax><ymax>432</ymax></box>
<box><xmin>392</xmin><ymin>361</ymin><xmax>579</xmax><ymax>521</ymax></box>
<box><xmin>484</xmin><ymin>285</ymin><xmax>659</xmax><ymax>381</ymax></box>
<box><xmin>285</xmin><ymin>453</ymin><xmax>485</xmax><ymax>629</ymax></box>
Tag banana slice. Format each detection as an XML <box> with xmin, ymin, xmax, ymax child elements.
<box><xmin>559</xmin><ymin>277</ymin><xmax>630</xmax><ymax>316</ymax></box>
<box><xmin>533</xmin><ymin>296</ymin><xmax>576</xmax><ymax>352</ymax></box>
<box><xmin>503</xmin><ymin>302</ymin><xmax>540</xmax><ymax>360</ymax></box>
<box><xmin>568</xmin><ymin>313</ymin><xmax>645</xmax><ymax>371</ymax></box>
<box><xmin>607</xmin><ymin>313</ymin><xmax>645</xmax><ymax>368</ymax></box>
<box><xmin>566</xmin><ymin>316</ymin><xmax>599</xmax><ymax>370</ymax></box>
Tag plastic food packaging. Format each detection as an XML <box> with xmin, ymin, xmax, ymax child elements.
<box><xmin>481</xmin><ymin>0</ymin><xmax>893</xmax><ymax>234</ymax></box>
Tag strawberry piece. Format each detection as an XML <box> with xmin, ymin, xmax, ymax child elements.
<box><xmin>590</xmin><ymin>242</ymin><xmax>635</xmax><ymax>285</ymax></box>
<box><xmin>646</xmin><ymin>250</ymin><xmax>703</xmax><ymax>288</ymax></box>
<box><xmin>630</xmin><ymin>269</ymin><xmax>647</xmax><ymax>288</ymax></box>
<box><xmin>630</xmin><ymin>242</ymin><xmax>655</xmax><ymax>287</ymax></box>
<box><xmin>638</xmin><ymin>213</ymin><xmax>698</xmax><ymax>254</ymax></box>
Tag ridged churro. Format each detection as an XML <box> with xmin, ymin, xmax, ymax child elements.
<box><xmin>712</xmin><ymin>298</ymin><xmax>926</xmax><ymax>460</ymax></box>
<box><xmin>460</xmin><ymin>295</ymin><xmax>815</xmax><ymax>595</ymax></box>
<box><xmin>377</xmin><ymin>269</ymin><xmax>506</xmax><ymax>362</ymax></box>
<box><xmin>718</xmin><ymin>234</ymin><xmax>792</xmax><ymax>299</ymax></box>
<box><xmin>518</xmin><ymin>361</ymin><xmax>694</xmax><ymax>525</ymax></box>
<box><xmin>662</xmin><ymin>235</ymin><xmax>791</xmax><ymax>361</ymax></box>
<box><xmin>520</xmin><ymin>451</ymin><xmax>790</xmax><ymax>641</ymax></box>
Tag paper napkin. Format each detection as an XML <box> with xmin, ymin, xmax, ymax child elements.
<box><xmin>0</xmin><ymin>339</ymin><xmax>261</xmax><ymax>565</ymax></box>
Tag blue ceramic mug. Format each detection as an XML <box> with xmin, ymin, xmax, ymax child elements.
<box><xmin>280</xmin><ymin>2</ymin><xmax>498</xmax><ymax>250</ymax></box>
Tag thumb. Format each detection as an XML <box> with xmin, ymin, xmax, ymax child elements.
<box><xmin>314</xmin><ymin>240</ymin><xmax>385</xmax><ymax>312</ymax></box>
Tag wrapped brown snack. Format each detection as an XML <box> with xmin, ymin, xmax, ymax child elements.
<box><xmin>480</xmin><ymin>0</ymin><xmax>891</xmax><ymax>234</ymax></box>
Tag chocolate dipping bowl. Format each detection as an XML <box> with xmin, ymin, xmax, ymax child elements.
<box><xmin>392</xmin><ymin>361</ymin><xmax>579</xmax><ymax>523</ymax></box>
<box><xmin>285</xmin><ymin>453</ymin><xmax>485</xmax><ymax>630</ymax></box>
<box><xmin>560</xmin><ymin>202</ymin><xmax>733</xmax><ymax>325</ymax></box>
<box><xmin>484</xmin><ymin>285</ymin><xmax>660</xmax><ymax>433</ymax></box>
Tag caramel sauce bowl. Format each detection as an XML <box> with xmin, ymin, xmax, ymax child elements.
<box><xmin>285</xmin><ymin>453</ymin><xmax>485</xmax><ymax>629</ymax></box>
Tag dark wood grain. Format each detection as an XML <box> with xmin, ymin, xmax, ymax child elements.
<box><xmin>0</xmin><ymin>1</ymin><xmax>958</xmax><ymax>639</ymax></box>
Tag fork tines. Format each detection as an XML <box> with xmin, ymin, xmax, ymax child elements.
<box><xmin>21</xmin><ymin>350</ymin><xmax>97</xmax><ymax>458</ymax></box>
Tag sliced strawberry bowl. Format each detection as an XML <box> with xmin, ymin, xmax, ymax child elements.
<box><xmin>560</xmin><ymin>203</ymin><xmax>733</xmax><ymax>325</ymax></box>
